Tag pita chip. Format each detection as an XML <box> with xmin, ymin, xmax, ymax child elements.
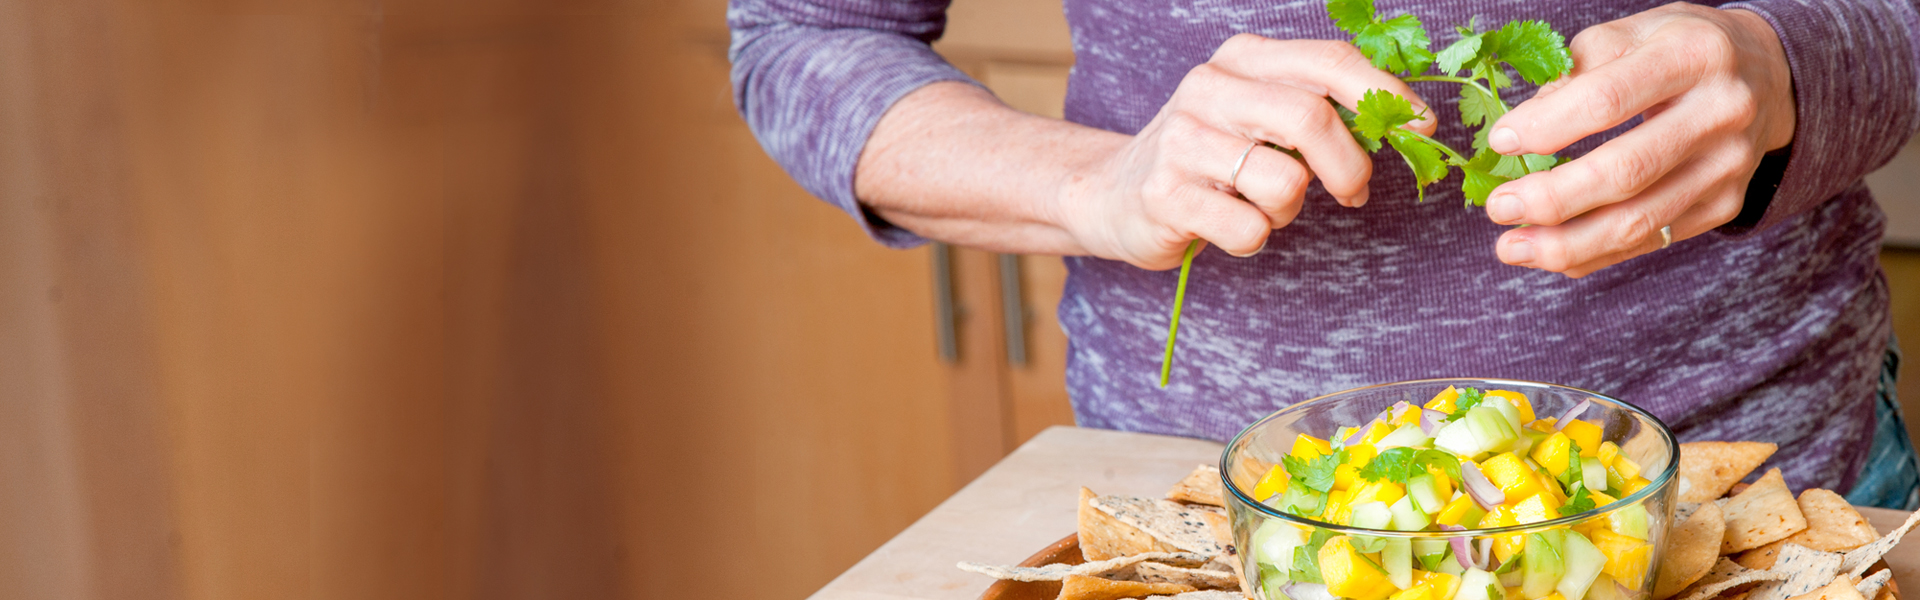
<box><xmin>1783</xmin><ymin>489</ymin><xmax>1881</xmax><ymax>552</ymax></box>
<box><xmin>1081</xmin><ymin>488</ymin><xmax>1181</xmax><ymax>561</ymax></box>
<box><xmin>1091</xmin><ymin>495</ymin><xmax>1228</xmax><ymax>556</ymax></box>
<box><xmin>1679</xmin><ymin>442</ymin><xmax>1777</xmax><ymax>502</ymax></box>
<box><xmin>1167</xmin><ymin>465</ymin><xmax>1226</xmax><ymax>507</ymax></box>
<box><xmin>1659</xmin><ymin>501</ymin><xmax>1728</xmax><ymax>600</ymax></box>
<box><xmin>1723</xmin><ymin>469</ymin><xmax>1808</xmax><ymax>553</ymax></box>
<box><xmin>1057</xmin><ymin>574</ymin><xmax>1195</xmax><ymax>600</ymax></box>
<box><xmin>1785</xmin><ymin>575</ymin><xmax>1868</xmax><ymax>600</ymax></box>
<box><xmin>1738</xmin><ymin>540</ymin><xmax>1788</xmax><ymax>570</ymax></box>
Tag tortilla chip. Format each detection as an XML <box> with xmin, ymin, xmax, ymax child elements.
<box><xmin>1841</xmin><ymin>508</ymin><xmax>1920</xmax><ymax>579</ymax></box>
<box><xmin>1659</xmin><ymin>501</ymin><xmax>1728</xmax><ymax>600</ymax></box>
<box><xmin>1677</xmin><ymin>559</ymin><xmax>1791</xmax><ymax>600</ymax></box>
<box><xmin>1091</xmin><ymin>495</ymin><xmax>1228</xmax><ymax>556</ymax></box>
<box><xmin>1167</xmin><ymin>465</ymin><xmax>1225</xmax><ymax>507</ymax></box>
<box><xmin>1875</xmin><ymin>580</ymin><xmax>1898</xmax><ymax>600</ymax></box>
<box><xmin>1679</xmin><ymin>442</ymin><xmax>1777</xmax><ymax>502</ymax></box>
<box><xmin>1135</xmin><ymin>562</ymin><xmax>1238</xmax><ymax>590</ymax></box>
<box><xmin>1785</xmin><ymin>574</ymin><xmax>1867</xmax><ymax>600</ymax></box>
<box><xmin>1747</xmin><ymin>544</ymin><xmax>1844</xmax><ymax>600</ymax></box>
<box><xmin>1855</xmin><ymin>570</ymin><xmax>1893</xmax><ymax>600</ymax></box>
<box><xmin>1782</xmin><ymin>489</ymin><xmax>1881</xmax><ymax>552</ymax></box>
<box><xmin>1081</xmin><ymin>488</ymin><xmax>1181</xmax><ymax>561</ymax></box>
<box><xmin>1722</xmin><ymin>469</ymin><xmax>1808</xmax><ymax>553</ymax></box>
<box><xmin>1058</xmin><ymin>574</ymin><xmax>1195</xmax><ymax>600</ymax></box>
<box><xmin>1738</xmin><ymin>541</ymin><xmax>1788</xmax><ymax>570</ymax></box>
<box><xmin>957</xmin><ymin>551</ymin><xmax>1207</xmax><ymax>582</ymax></box>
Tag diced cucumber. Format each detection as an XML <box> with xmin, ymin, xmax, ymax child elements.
<box><xmin>1434</xmin><ymin>420</ymin><xmax>1484</xmax><ymax>457</ymax></box>
<box><xmin>1557</xmin><ymin>531</ymin><xmax>1606</xmax><ymax>600</ymax></box>
<box><xmin>1414</xmin><ymin>538</ymin><xmax>1450</xmax><ymax>570</ymax></box>
<box><xmin>1407</xmin><ymin>474</ymin><xmax>1445</xmax><ymax>515</ymax></box>
<box><xmin>1350</xmin><ymin>501</ymin><xmax>1394</xmax><ymax>530</ymax></box>
<box><xmin>1459</xmin><ymin>569</ymin><xmax>1505</xmax><ymax>600</ymax></box>
<box><xmin>1582</xmin><ymin>458</ymin><xmax>1607</xmax><ymax>495</ymax></box>
<box><xmin>1433</xmin><ymin>551</ymin><xmax>1466</xmax><ymax>575</ymax></box>
<box><xmin>1262</xmin><ymin>568</ymin><xmax>1292</xmax><ymax>600</ymax></box>
<box><xmin>1466</xmin><ymin>407</ymin><xmax>1520</xmax><ymax>455</ymax></box>
<box><xmin>1522</xmin><ymin>530</ymin><xmax>1565</xmax><ymax>600</ymax></box>
<box><xmin>1384</xmin><ymin>538</ymin><xmax>1414</xmax><ymax>589</ymax></box>
<box><xmin>1499</xmin><ymin>568</ymin><xmax>1524</xmax><ymax>589</ymax></box>
<box><xmin>1605</xmin><ymin>464</ymin><xmax>1628</xmax><ymax>492</ymax></box>
<box><xmin>1510</xmin><ymin>430</ymin><xmax>1543</xmax><ymax>457</ymax></box>
<box><xmin>1377</xmin><ymin>424</ymin><xmax>1432</xmax><ymax>449</ymax></box>
<box><xmin>1608</xmin><ymin>504</ymin><xmax>1650</xmax><ymax>540</ymax></box>
<box><xmin>1486</xmin><ymin>395</ymin><xmax>1524</xmax><ymax>434</ymax></box>
<box><xmin>1253</xmin><ymin>518</ymin><xmax>1308</xmax><ymax>568</ymax></box>
<box><xmin>1585</xmin><ymin>574</ymin><xmax>1628</xmax><ymax>600</ymax></box>
<box><xmin>1390</xmin><ymin>495</ymin><xmax>1431</xmax><ymax>531</ymax></box>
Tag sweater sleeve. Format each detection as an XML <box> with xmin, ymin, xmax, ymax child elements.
<box><xmin>728</xmin><ymin>0</ymin><xmax>978</xmax><ymax>248</ymax></box>
<box><xmin>1718</xmin><ymin>0</ymin><xmax>1920</xmax><ymax>233</ymax></box>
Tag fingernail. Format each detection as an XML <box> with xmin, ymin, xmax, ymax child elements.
<box><xmin>1489</xmin><ymin>127</ymin><xmax>1520</xmax><ymax>154</ymax></box>
<box><xmin>1230</xmin><ymin>236</ymin><xmax>1268</xmax><ymax>258</ymax></box>
<box><xmin>1502</xmin><ymin>237</ymin><xmax>1535</xmax><ymax>265</ymax></box>
<box><xmin>1353</xmin><ymin>187</ymin><xmax>1370</xmax><ymax>208</ymax></box>
<box><xmin>1487</xmin><ymin>191</ymin><xmax>1524</xmax><ymax>224</ymax></box>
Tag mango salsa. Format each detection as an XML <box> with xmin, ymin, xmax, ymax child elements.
<box><xmin>1320</xmin><ymin>536</ymin><xmax>1399</xmax><ymax>600</ymax></box>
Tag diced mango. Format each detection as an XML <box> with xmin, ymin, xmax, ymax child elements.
<box><xmin>1334</xmin><ymin>464</ymin><xmax>1361</xmax><ymax>491</ymax></box>
<box><xmin>1320</xmin><ymin>536</ymin><xmax>1400</xmax><ymax>600</ymax></box>
<box><xmin>1252</xmin><ymin>465</ymin><xmax>1289</xmax><ymax>500</ymax></box>
<box><xmin>1536</xmin><ymin>471</ymin><xmax>1568</xmax><ymax>504</ymax></box>
<box><xmin>1293</xmin><ymin>434</ymin><xmax>1333</xmax><ymax>459</ymax></box>
<box><xmin>1541</xmin><ymin>593</ymin><xmax>1566</xmax><ymax>600</ymax></box>
<box><xmin>1560</xmin><ymin>420</ymin><xmax>1603</xmax><ymax>457</ymax></box>
<box><xmin>1435</xmin><ymin>494</ymin><xmax>1485</xmax><ymax>528</ymax></box>
<box><xmin>1349</xmin><ymin>480</ymin><xmax>1407</xmax><ymax>507</ymax></box>
<box><xmin>1527</xmin><ymin>418</ymin><xmax>1558</xmax><ymax>433</ymax></box>
<box><xmin>1363</xmin><ymin>423</ymin><xmax>1393</xmax><ymax>446</ymax></box>
<box><xmin>1324</xmin><ymin>489</ymin><xmax>1352</xmax><ymax>525</ymax></box>
<box><xmin>1612</xmin><ymin>456</ymin><xmax>1642</xmax><ymax>480</ymax></box>
<box><xmin>1596</xmin><ymin>441</ymin><xmax>1622</xmax><ymax>467</ymax></box>
<box><xmin>1589</xmin><ymin>490</ymin><xmax>1618</xmax><ymax>508</ymax></box>
<box><xmin>1590</xmin><ymin>529</ymin><xmax>1651</xmax><ymax>589</ymax></box>
<box><xmin>1479</xmin><ymin>453</ymin><xmax>1544</xmax><ymax>500</ymax></box>
<box><xmin>1349</xmin><ymin>443</ymin><xmax>1380</xmax><ymax>468</ymax></box>
<box><xmin>1619</xmin><ymin>476</ymin><xmax>1651</xmax><ymax>495</ymax></box>
<box><xmin>1390</xmin><ymin>571</ymin><xmax>1462</xmax><ymax>600</ymax></box>
<box><xmin>1393</xmin><ymin>406</ymin><xmax>1424</xmax><ymax>427</ymax></box>
<box><xmin>1510</xmin><ymin>492</ymin><xmax>1562</xmax><ymax>524</ymax></box>
<box><xmin>1426</xmin><ymin>386</ymin><xmax>1461</xmax><ymax>413</ymax></box>
<box><xmin>1428</xmin><ymin>466</ymin><xmax>1453</xmax><ymax>500</ymax></box>
<box><xmin>1486</xmin><ymin>390</ymin><xmax>1535</xmax><ymax>422</ymax></box>
<box><xmin>1530</xmin><ymin>433</ymin><xmax>1575</xmax><ymax>477</ymax></box>
<box><xmin>1482</xmin><ymin>504</ymin><xmax>1526</xmax><ymax>563</ymax></box>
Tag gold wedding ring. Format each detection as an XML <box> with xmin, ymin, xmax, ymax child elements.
<box><xmin>1659</xmin><ymin>225</ymin><xmax>1673</xmax><ymax>249</ymax></box>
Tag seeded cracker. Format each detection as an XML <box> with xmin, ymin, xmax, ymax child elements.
<box><xmin>1082</xmin><ymin>488</ymin><xmax>1182</xmax><ymax>560</ymax></box>
<box><xmin>1676</xmin><ymin>559</ymin><xmax>1791</xmax><ymax>600</ymax></box>
<box><xmin>1091</xmin><ymin>495</ymin><xmax>1228</xmax><ymax>556</ymax></box>
<box><xmin>1135</xmin><ymin>561</ymin><xmax>1238</xmax><ymax>589</ymax></box>
<box><xmin>1658</xmin><ymin>501</ymin><xmax>1727</xmax><ymax>600</ymax></box>
<box><xmin>957</xmin><ymin>551</ymin><xmax>1207</xmax><ymax>582</ymax></box>
<box><xmin>1141</xmin><ymin>592</ymin><xmax>1249</xmax><ymax>600</ymax></box>
<box><xmin>1855</xmin><ymin>570</ymin><xmax>1893</xmax><ymax>600</ymax></box>
<box><xmin>1784</xmin><ymin>489</ymin><xmax>1882</xmax><ymax>552</ymax></box>
<box><xmin>1166</xmin><ymin>465</ymin><xmax>1226</xmax><ymax>507</ymax></box>
<box><xmin>1747</xmin><ymin>544</ymin><xmax>1844</xmax><ymax>600</ymax></box>
<box><xmin>1057</xmin><ymin>573</ymin><xmax>1195</xmax><ymax>600</ymax></box>
<box><xmin>1722</xmin><ymin>469</ymin><xmax>1809</xmax><ymax>553</ymax></box>
<box><xmin>1679</xmin><ymin>441</ymin><xmax>1778</xmax><ymax>502</ymax></box>
<box><xmin>1841</xmin><ymin>508</ymin><xmax>1920</xmax><ymax>578</ymax></box>
<box><xmin>1784</xmin><ymin>574</ymin><xmax>1867</xmax><ymax>600</ymax></box>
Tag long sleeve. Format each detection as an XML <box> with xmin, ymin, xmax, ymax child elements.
<box><xmin>1720</xmin><ymin>0</ymin><xmax>1920</xmax><ymax>232</ymax></box>
<box><xmin>728</xmin><ymin>0</ymin><xmax>977</xmax><ymax>248</ymax></box>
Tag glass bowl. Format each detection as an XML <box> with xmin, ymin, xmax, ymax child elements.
<box><xmin>1220</xmin><ymin>378</ymin><xmax>1679</xmax><ymax>600</ymax></box>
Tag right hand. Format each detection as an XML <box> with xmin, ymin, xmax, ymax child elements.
<box><xmin>1050</xmin><ymin>34</ymin><xmax>1435</xmax><ymax>270</ymax></box>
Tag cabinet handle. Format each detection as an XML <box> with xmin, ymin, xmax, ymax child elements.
<box><xmin>999</xmin><ymin>254</ymin><xmax>1027</xmax><ymax>367</ymax></box>
<box><xmin>933</xmin><ymin>243</ymin><xmax>958</xmax><ymax>363</ymax></box>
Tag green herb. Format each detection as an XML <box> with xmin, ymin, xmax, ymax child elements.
<box><xmin>1285</xmin><ymin>449</ymin><xmax>1350</xmax><ymax>493</ymax></box>
<box><xmin>1351</xmin><ymin>536</ymin><xmax>1389</xmax><ymax>554</ymax></box>
<box><xmin>1357</xmin><ymin>447</ymin><xmax>1463</xmax><ymax>484</ymax></box>
<box><xmin>1559</xmin><ymin>483</ymin><xmax>1597</xmax><ymax>516</ymax></box>
<box><xmin>1274</xmin><ymin>485</ymin><xmax>1329</xmax><ymax>518</ymax></box>
<box><xmin>1488</xmin><ymin>584</ymin><xmax>1507</xmax><ymax>600</ymax></box>
<box><xmin>1158</xmin><ymin>2</ymin><xmax>1574</xmax><ymax>385</ymax></box>
<box><xmin>1418</xmin><ymin>551</ymin><xmax>1447</xmax><ymax>572</ymax></box>
<box><xmin>1559</xmin><ymin>438</ymin><xmax>1585</xmax><ymax>490</ymax></box>
<box><xmin>1447</xmin><ymin>387</ymin><xmax>1488</xmax><ymax>421</ymax></box>
<box><xmin>1289</xmin><ymin>528</ymin><xmax>1339</xmax><ymax>583</ymax></box>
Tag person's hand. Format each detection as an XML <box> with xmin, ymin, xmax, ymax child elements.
<box><xmin>1050</xmin><ymin>34</ymin><xmax>1435</xmax><ymax>270</ymax></box>
<box><xmin>1481</xmin><ymin>4</ymin><xmax>1795</xmax><ymax>277</ymax></box>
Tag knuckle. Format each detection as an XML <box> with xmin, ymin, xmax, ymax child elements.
<box><xmin>1216</xmin><ymin>33</ymin><xmax>1264</xmax><ymax>58</ymax></box>
<box><xmin>1609</xmin><ymin>209</ymin><xmax>1663</xmax><ymax>249</ymax></box>
<box><xmin>1705</xmin><ymin>193</ymin><xmax>1744</xmax><ymax>225</ymax></box>
<box><xmin>1580</xmin><ymin>77</ymin><xmax>1632</xmax><ymax>124</ymax></box>
<box><xmin>1595</xmin><ymin>146</ymin><xmax>1662</xmax><ymax>195</ymax></box>
<box><xmin>1532</xmin><ymin>239</ymin><xmax>1576</xmax><ymax>273</ymax></box>
<box><xmin>1311</xmin><ymin>40</ymin><xmax>1369</xmax><ymax>71</ymax></box>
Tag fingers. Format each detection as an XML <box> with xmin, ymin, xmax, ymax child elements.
<box><xmin>1211</xmin><ymin>35</ymin><xmax>1437</xmax><ymax>135</ymax></box>
<box><xmin>1180</xmin><ymin>65</ymin><xmax>1373</xmax><ymax>204</ymax></box>
<box><xmin>1488</xmin><ymin>30</ymin><xmax>1706</xmax><ymax>156</ymax></box>
<box><xmin>1494</xmin><ymin>153</ymin><xmax>1746</xmax><ymax>274</ymax></box>
<box><xmin>1485</xmin><ymin>103</ymin><xmax>1716</xmax><ymax>226</ymax></box>
<box><xmin>1145</xmin><ymin>180</ymin><xmax>1273</xmax><ymax>258</ymax></box>
<box><xmin>1230</xmin><ymin>144</ymin><xmax>1313</xmax><ymax>225</ymax></box>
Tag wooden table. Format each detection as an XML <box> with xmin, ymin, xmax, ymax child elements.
<box><xmin>807</xmin><ymin>426</ymin><xmax>1920</xmax><ymax>600</ymax></box>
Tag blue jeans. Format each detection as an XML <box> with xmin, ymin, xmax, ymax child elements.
<box><xmin>1845</xmin><ymin>335</ymin><xmax>1920</xmax><ymax>510</ymax></box>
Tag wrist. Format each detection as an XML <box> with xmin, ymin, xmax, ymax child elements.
<box><xmin>1725</xmin><ymin>8</ymin><xmax>1797</xmax><ymax>152</ymax></box>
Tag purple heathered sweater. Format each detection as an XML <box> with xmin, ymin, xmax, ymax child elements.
<box><xmin>729</xmin><ymin>0</ymin><xmax>1918</xmax><ymax>492</ymax></box>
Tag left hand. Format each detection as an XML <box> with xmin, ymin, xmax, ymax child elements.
<box><xmin>1481</xmin><ymin>3</ymin><xmax>1796</xmax><ymax>277</ymax></box>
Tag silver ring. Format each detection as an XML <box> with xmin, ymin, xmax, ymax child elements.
<box><xmin>1659</xmin><ymin>225</ymin><xmax>1673</xmax><ymax>249</ymax></box>
<box><xmin>1227</xmin><ymin>141</ymin><xmax>1259</xmax><ymax>192</ymax></box>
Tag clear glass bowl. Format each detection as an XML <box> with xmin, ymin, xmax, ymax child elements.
<box><xmin>1220</xmin><ymin>378</ymin><xmax>1678</xmax><ymax>600</ymax></box>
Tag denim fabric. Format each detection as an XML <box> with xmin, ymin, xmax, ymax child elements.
<box><xmin>1846</xmin><ymin>336</ymin><xmax>1919</xmax><ymax>510</ymax></box>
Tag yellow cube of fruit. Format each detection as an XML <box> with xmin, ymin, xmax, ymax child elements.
<box><xmin>1320</xmin><ymin>536</ymin><xmax>1400</xmax><ymax>600</ymax></box>
<box><xmin>1479</xmin><ymin>453</ymin><xmax>1544</xmax><ymax>500</ymax></box>
<box><xmin>1393</xmin><ymin>407</ymin><xmax>1424</xmax><ymax>427</ymax></box>
<box><xmin>1323</xmin><ymin>489</ymin><xmax>1352</xmax><ymax>525</ymax></box>
<box><xmin>1527</xmin><ymin>418</ymin><xmax>1558</xmax><ymax>433</ymax></box>
<box><xmin>1390</xmin><ymin>571</ymin><xmax>1461</xmax><ymax>600</ymax></box>
<box><xmin>1334</xmin><ymin>464</ymin><xmax>1361</xmax><ymax>491</ymax></box>
<box><xmin>1435</xmin><ymin>494</ymin><xmax>1485</xmax><ymax>527</ymax></box>
<box><xmin>1293</xmin><ymin>434</ymin><xmax>1333</xmax><ymax>459</ymax></box>
<box><xmin>1486</xmin><ymin>390</ymin><xmax>1536</xmax><ymax>422</ymax></box>
<box><xmin>1596</xmin><ymin>441</ymin><xmax>1622</xmax><ymax>467</ymax></box>
<box><xmin>1349</xmin><ymin>480</ymin><xmax>1407</xmax><ymax>506</ymax></box>
<box><xmin>1560</xmin><ymin>420</ymin><xmax>1603</xmax><ymax>457</ymax></box>
<box><xmin>1481</xmin><ymin>504</ymin><xmax>1526</xmax><ymax>563</ymax></box>
<box><xmin>1530</xmin><ymin>432</ymin><xmax>1575</xmax><ymax>477</ymax></box>
<box><xmin>1619</xmin><ymin>476</ymin><xmax>1651</xmax><ymax>495</ymax></box>
<box><xmin>1348</xmin><ymin>443</ymin><xmax>1380</xmax><ymax>468</ymax></box>
<box><xmin>1428</xmin><ymin>466</ymin><xmax>1453</xmax><ymax>499</ymax></box>
<box><xmin>1590</xmin><ymin>529</ymin><xmax>1651</xmax><ymax>589</ymax></box>
<box><xmin>1511</xmin><ymin>492</ymin><xmax>1563</xmax><ymax>524</ymax></box>
<box><xmin>1540</xmin><ymin>593</ymin><xmax>1567</xmax><ymax>600</ymax></box>
<box><xmin>1612</xmin><ymin>456</ymin><xmax>1642</xmax><ymax>481</ymax></box>
<box><xmin>1426</xmin><ymin>386</ymin><xmax>1461</xmax><ymax>413</ymax></box>
<box><xmin>1536</xmin><ymin>471</ymin><xmax>1568</xmax><ymax>504</ymax></box>
<box><xmin>1589</xmin><ymin>490</ymin><xmax>1618</xmax><ymax>508</ymax></box>
<box><xmin>1252</xmin><ymin>465</ymin><xmax>1289</xmax><ymax>500</ymax></box>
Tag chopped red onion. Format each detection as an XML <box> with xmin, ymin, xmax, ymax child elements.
<box><xmin>1555</xmin><ymin>399</ymin><xmax>1593</xmax><ymax>429</ymax></box>
<box><xmin>1441</xmin><ymin>525</ymin><xmax>1476</xmax><ymax>570</ymax></box>
<box><xmin>1476</xmin><ymin>537</ymin><xmax>1494</xmax><ymax>570</ymax></box>
<box><xmin>1344</xmin><ymin>424</ymin><xmax>1369</xmax><ymax>446</ymax></box>
<box><xmin>1420</xmin><ymin>409</ymin><xmax>1449</xmax><ymax>436</ymax></box>
<box><xmin>1390</xmin><ymin>401</ymin><xmax>1415</xmax><ymax>421</ymax></box>
<box><xmin>1460</xmin><ymin>461</ymin><xmax>1506</xmax><ymax>508</ymax></box>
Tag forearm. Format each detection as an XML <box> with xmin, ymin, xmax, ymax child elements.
<box><xmin>855</xmin><ymin>81</ymin><xmax>1126</xmax><ymax>255</ymax></box>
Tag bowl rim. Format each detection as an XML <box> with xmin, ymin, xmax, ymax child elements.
<box><xmin>1217</xmin><ymin>377</ymin><xmax>1681</xmax><ymax>537</ymax></box>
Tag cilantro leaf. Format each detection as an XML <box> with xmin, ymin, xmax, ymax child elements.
<box><xmin>1488</xmin><ymin>20</ymin><xmax>1571</xmax><ymax>85</ymax></box>
<box><xmin>1354</xmin><ymin>89</ymin><xmax>1419</xmax><ymax>141</ymax></box>
<box><xmin>1559</xmin><ymin>483</ymin><xmax>1597</xmax><ymax>516</ymax></box>
<box><xmin>1419</xmin><ymin>551</ymin><xmax>1446</xmax><ymax>572</ymax></box>
<box><xmin>1446</xmin><ymin>387</ymin><xmax>1487</xmax><ymax>421</ymax></box>
<box><xmin>1357</xmin><ymin>447</ymin><xmax>1464</xmax><ymax>484</ymax></box>
<box><xmin>1470</xmin><ymin>60</ymin><xmax>1514</xmax><ymax>90</ymax></box>
<box><xmin>1559</xmin><ymin>438</ymin><xmax>1585</xmax><ymax>490</ymax></box>
<box><xmin>1290</xmin><ymin>545</ymin><xmax>1324</xmax><ymax>584</ymax></box>
<box><xmin>1461</xmin><ymin>149</ymin><xmax>1511</xmax><ymax>207</ymax></box>
<box><xmin>1284</xmin><ymin>449</ymin><xmax>1348</xmax><ymax>493</ymax></box>
<box><xmin>1273</xmin><ymin>485</ymin><xmax>1328</xmax><ymax>518</ymax></box>
<box><xmin>1522</xmin><ymin>153</ymin><xmax>1560</xmax><ymax>172</ymax></box>
<box><xmin>1336</xmin><ymin>102</ymin><xmax>1384</xmax><ymax>153</ymax></box>
<box><xmin>1435</xmin><ymin>33</ymin><xmax>1484</xmax><ymax>76</ymax></box>
<box><xmin>1325</xmin><ymin>0</ymin><xmax>1376</xmax><ymax>35</ymax></box>
<box><xmin>1386</xmin><ymin>130</ymin><xmax>1449</xmax><ymax>201</ymax></box>
<box><xmin>1458</xmin><ymin>83</ymin><xmax>1500</xmax><ymax>129</ymax></box>
<box><xmin>1326</xmin><ymin>0</ymin><xmax>1434</xmax><ymax>75</ymax></box>
<box><xmin>1490</xmin><ymin>154</ymin><xmax>1530</xmax><ymax>179</ymax></box>
<box><xmin>1351</xmin><ymin>536</ymin><xmax>1388</xmax><ymax>554</ymax></box>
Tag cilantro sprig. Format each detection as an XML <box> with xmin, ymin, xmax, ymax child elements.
<box><xmin>1446</xmin><ymin>387</ymin><xmax>1488</xmax><ymax>421</ymax></box>
<box><xmin>1558</xmin><ymin>483</ymin><xmax>1597</xmax><ymax>516</ymax></box>
<box><xmin>1356</xmin><ymin>447</ymin><xmax>1463</xmax><ymax>484</ymax></box>
<box><xmin>1158</xmin><ymin>1</ymin><xmax>1573</xmax><ymax>387</ymax></box>
<box><xmin>1284</xmin><ymin>448</ymin><xmax>1350</xmax><ymax>493</ymax></box>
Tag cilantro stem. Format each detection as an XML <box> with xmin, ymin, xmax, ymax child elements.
<box><xmin>1400</xmin><ymin>75</ymin><xmax>1506</xmax><ymax>109</ymax></box>
<box><xmin>1159</xmin><ymin>240</ymin><xmax>1201</xmax><ymax>388</ymax></box>
<box><xmin>1399</xmin><ymin>130</ymin><xmax>1470</xmax><ymax>164</ymax></box>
